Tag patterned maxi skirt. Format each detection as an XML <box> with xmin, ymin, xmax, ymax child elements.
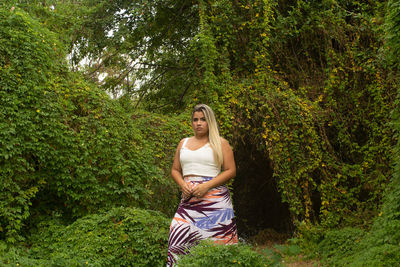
<box><xmin>167</xmin><ymin>176</ymin><xmax>238</xmax><ymax>266</ymax></box>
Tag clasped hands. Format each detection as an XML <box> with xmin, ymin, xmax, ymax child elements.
<box><xmin>181</xmin><ymin>182</ymin><xmax>210</xmax><ymax>199</ymax></box>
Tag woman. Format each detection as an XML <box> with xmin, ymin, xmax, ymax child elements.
<box><xmin>167</xmin><ymin>104</ymin><xmax>238</xmax><ymax>266</ymax></box>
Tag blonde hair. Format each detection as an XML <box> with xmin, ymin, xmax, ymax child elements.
<box><xmin>192</xmin><ymin>104</ymin><xmax>223</xmax><ymax>167</ymax></box>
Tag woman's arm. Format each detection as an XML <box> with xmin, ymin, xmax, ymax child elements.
<box><xmin>192</xmin><ymin>138</ymin><xmax>236</xmax><ymax>197</ymax></box>
<box><xmin>171</xmin><ymin>138</ymin><xmax>192</xmax><ymax>198</ymax></box>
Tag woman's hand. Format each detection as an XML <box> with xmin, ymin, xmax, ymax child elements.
<box><xmin>192</xmin><ymin>183</ymin><xmax>211</xmax><ymax>198</ymax></box>
<box><xmin>181</xmin><ymin>182</ymin><xmax>193</xmax><ymax>199</ymax></box>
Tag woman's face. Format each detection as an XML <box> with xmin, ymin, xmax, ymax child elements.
<box><xmin>192</xmin><ymin>111</ymin><xmax>209</xmax><ymax>136</ymax></box>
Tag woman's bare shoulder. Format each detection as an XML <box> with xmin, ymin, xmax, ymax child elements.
<box><xmin>220</xmin><ymin>137</ymin><xmax>232</xmax><ymax>147</ymax></box>
<box><xmin>177</xmin><ymin>137</ymin><xmax>191</xmax><ymax>149</ymax></box>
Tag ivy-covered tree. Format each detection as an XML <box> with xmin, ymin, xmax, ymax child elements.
<box><xmin>165</xmin><ymin>0</ymin><xmax>396</xmax><ymax>229</ymax></box>
<box><xmin>305</xmin><ymin>1</ymin><xmax>400</xmax><ymax>264</ymax></box>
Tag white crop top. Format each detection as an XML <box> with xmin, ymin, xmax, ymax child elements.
<box><xmin>180</xmin><ymin>138</ymin><xmax>221</xmax><ymax>177</ymax></box>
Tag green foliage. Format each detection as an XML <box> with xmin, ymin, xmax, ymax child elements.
<box><xmin>316</xmin><ymin>2</ymin><xmax>400</xmax><ymax>265</ymax></box>
<box><xmin>386</xmin><ymin>0</ymin><xmax>400</xmax><ymax>68</ymax></box>
<box><xmin>263</xmin><ymin>0</ymin><xmax>395</xmax><ymax>227</ymax></box>
<box><xmin>10</xmin><ymin>0</ymin><xmax>396</xmax><ymax>232</ymax></box>
<box><xmin>0</xmin><ymin>6</ymin><xmax>66</xmax><ymax>243</ymax></box>
<box><xmin>346</xmin><ymin>220</ymin><xmax>400</xmax><ymax>266</ymax></box>
<box><xmin>295</xmin><ymin>2</ymin><xmax>400</xmax><ymax>265</ymax></box>
<box><xmin>291</xmin><ymin>222</ymin><xmax>326</xmax><ymax>258</ymax></box>
<box><xmin>0</xmin><ymin>207</ymin><xmax>170</xmax><ymax>266</ymax></box>
<box><xmin>1</xmin><ymin>3</ymin><xmax>399</xmax><ymax>266</ymax></box>
<box><xmin>217</xmin><ymin>0</ymin><xmax>394</xmax><ymax>228</ymax></box>
<box><xmin>2</xmin><ymin>0</ymin><xmax>87</xmax><ymax>51</ymax></box>
<box><xmin>306</xmin><ymin>214</ymin><xmax>400</xmax><ymax>266</ymax></box>
<box><xmin>129</xmin><ymin>111</ymin><xmax>192</xmax><ymax>216</ymax></box>
<box><xmin>150</xmin><ymin>0</ymin><xmax>396</xmax><ymax>229</ymax></box>
<box><xmin>317</xmin><ymin>227</ymin><xmax>365</xmax><ymax>266</ymax></box>
<box><xmin>272</xmin><ymin>243</ymin><xmax>301</xmax><ymax>257</ymax></box>
<box><xmin>0</xmin><ymin>6</ymin><xmax>188</xmax><ymax>242</ymax></box>
<box><xmin>0</xmin><ymin>241</ymin><xmax>87</xmax><ymax>266</ymax></box>
<box><xmin>62</xmin><ymin>0</ymin><xmax>200</xmax><ymax>103</ymax></box>
<box><xmin>261</xmin><ymin>243</ymin><xmax>301</xmax><ymax>266</ymax></box>
<box><xmin>178</xmin><ymin>240</ymin><xmax>276</xmax><ymax>267</ymax></box>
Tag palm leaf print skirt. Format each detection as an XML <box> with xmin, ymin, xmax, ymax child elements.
<box><xmin>167</xmin><ymin>176</ymin><xmax>238</xmax><ymax>266</ymax></box>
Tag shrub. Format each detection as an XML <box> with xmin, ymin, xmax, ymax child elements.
<box><xmin>0</xmin><ymin>207</ymin><xmax>170</xmax><ymax>266</ymax></box>
<box><xmin>293</xmin><ymin>222</ymin><xmax>326</xmax><ymax>258</ymax></box>
<box><xmin>317</xmin><ymin>227</ymin><xmax>365</xmax><ymax>266</ymax></box>
<box><xmin>130</xmin><ymin>110</ymin><xmax>192</xmax><ymax>217</ymax></box>
<box><xmin>177</xmin><ymin>240</ymin><xmax>274</xmax><ymax>267</ymax></box>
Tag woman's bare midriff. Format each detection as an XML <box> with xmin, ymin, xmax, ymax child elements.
<box><xmin>184</xmin><ymin>175</ymin><xmax>197</xmax><ymax>178</ymax></box>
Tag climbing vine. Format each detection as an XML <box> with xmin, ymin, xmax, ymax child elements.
<box><xmin>190</xmin><ymin>0</ymin><xmax>396</xmax><ymax>229</ymax></box>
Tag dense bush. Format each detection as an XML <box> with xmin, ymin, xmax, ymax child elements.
<box><xmin>317</xmin><ymin>227</ymin><xmax>365</xmax><ymax>266</ymax></box>
<box><xmin>130</xmin><ymin>110</ymin><xmax>192</xmax><ymax>216</ymax></box>
<box><xmin>0</xmin><ymin>7</ymin><xmax>67</xmax><ymax>242</ymax></box>
<box><xmin>0</xmin><ymin>207</ymin><xmax>170</xmax><ymax>266</ymax></box>
<box><xmin>177</xmin><ymin>240</ymin><xmax>274</xmax><ymax>267</ymax></box>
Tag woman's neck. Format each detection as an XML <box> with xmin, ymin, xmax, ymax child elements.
<box><xmin>193</xmin><ymin>134</ymin><xmax>208</xmax><ymax>142</ymax></box>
